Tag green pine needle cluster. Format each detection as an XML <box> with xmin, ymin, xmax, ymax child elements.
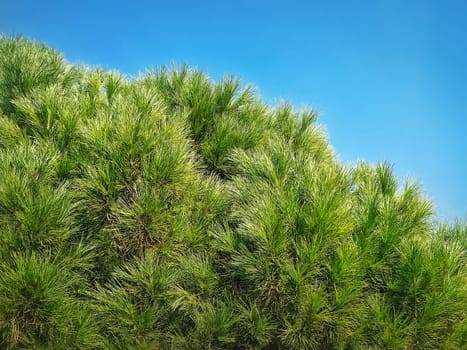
<box><xmin>0</xmin><ymin>36</ymin><xmax>465</xmax><ymax>349</ymax></box>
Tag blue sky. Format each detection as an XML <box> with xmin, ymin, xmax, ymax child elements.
<box><xmin>1</xmin><ymin>0</ymin><xmax>466</xmax><ymax>220</ymax></box>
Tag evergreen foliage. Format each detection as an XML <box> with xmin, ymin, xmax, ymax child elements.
<box><xmin>0</xmin><ymin>36</ymin><xmax>465</xmax><ymax>349</ymax></box>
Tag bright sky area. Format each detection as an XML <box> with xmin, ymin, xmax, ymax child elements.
<box><xmin>1</xmin><ymin>0</ymin><xmax>466</xmax><ymax>221</ymax></box>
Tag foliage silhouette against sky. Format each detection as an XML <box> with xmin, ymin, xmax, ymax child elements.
<box><xmin>1</xmin><ymin>0</ymin><xmax>466</xmax><ymax>219</ymax></box>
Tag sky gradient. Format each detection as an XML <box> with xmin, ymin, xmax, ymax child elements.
<box><xmin>1</xmin><ymin>0</ymin><xmax>466</xmax><ymax>220</ymax></box>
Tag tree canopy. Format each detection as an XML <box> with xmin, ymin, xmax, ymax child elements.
<box><xmin>0</xmin><ymin>36</ymin><xmax>465</xmax><ymax>349</ymax></box>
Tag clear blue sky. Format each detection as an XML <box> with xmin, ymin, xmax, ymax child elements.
<box><xmin>1</xmin><ymin>0</ymin><xmax>466</xmax><ymax>221</ymax></box>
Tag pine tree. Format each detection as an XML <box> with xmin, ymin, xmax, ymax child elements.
<box><xmin>0</xmin><ymin>36</ymin><xmax>465</xmax><ymax>349</ymax></box>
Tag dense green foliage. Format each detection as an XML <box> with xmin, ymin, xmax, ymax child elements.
<box><xmin>0</xmin><ymin>36</ymin><xmax>465</xmax><ymax>349</ymax></box>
